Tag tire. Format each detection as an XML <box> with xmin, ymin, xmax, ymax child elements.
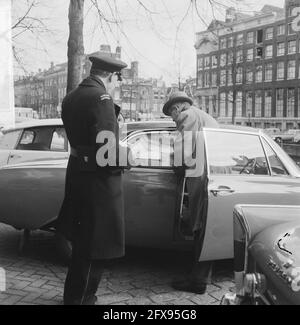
<box><xmin>54</xmin><ymin>233</ymin><xmax>72</xmax><ymax>262</ymax></box>
<box><xmin>275</xmin><ymin>137</ymin><xmax>282</xmax><ymax>144</ymax></box>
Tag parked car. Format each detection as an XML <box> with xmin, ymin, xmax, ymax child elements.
<box><xmin>0</xmin><ymin>125</ymin><xmax>300</xmax><ymax>259</ymax></box>
<box><xmin>221</xmin><ymin>204</ymin><xmax>300</xmax><ymax>305</ymax></box>
<box><xmin>265</xmin><ymin>129</ymin><xmax>300</xmax><ymax>144</ymax></box>
<box><xmin>0</xmin><ymin>119</ymin><xmax>175</xmax><ymax>168</ymax></box>
<box><xmin>293</xmin><ymin>130</ymin><xmax>300</xmax><ymax>144</ymax></box>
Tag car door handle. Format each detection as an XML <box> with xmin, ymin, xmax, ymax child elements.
<box><xmin>9</xmin><ymin>154</ymin><xmax>22</xmax><ymax>159</ymax></box>
<box><xmin>210</xmin><ymin>186</ymin><xmax>235</xmax><ymax>197</ymax></box>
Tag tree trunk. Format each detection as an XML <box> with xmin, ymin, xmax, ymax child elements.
<box><xmin>67</xmin><ymin>0</ymin><xmax>85</xmax><ymax>93</ymax></box>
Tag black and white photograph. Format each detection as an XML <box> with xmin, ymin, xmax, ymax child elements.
<box><xmin>0</xmin><ymin>0</ymin><xmax>300</xmax><ymax>308</ymax></box>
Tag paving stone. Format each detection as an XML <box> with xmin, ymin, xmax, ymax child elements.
<box><xmin>13</xmin><ymin>280</ymin><xmax>31</xmax><ymax>290</ymax></box>
<box><xmin>209</xmin><ymin>288</ymin><xmax>232</xmax><ymax>301</ymax></box>
<box><xmin>127</xmin><ymin>297</ymin><xmax>155</xmax><ymax>305</ymax></box>
<box><xmin>30</xmin><ymin>279</ymin><xmax>49</xmax><ymax>288</ymax></box>
<box><xmin>20</xmin><ymin>292</ymin><xmax>42</xmax><ymax>302</ymax></box>
<box><xmin>190</xmin><ymin>293</ymin><xmax>217</xmax><ymax>305</ymax></box>
<box><xmin>149</xmin><ymin>293</ymin><xmax>181</xmax><ymax>304</ymax></box>
<box><xmin>97</xmin><ymin>293</ymin><xmax>133</xmax><ymax>305</ymax></box>
<box><xmin>0</xmin><ymin>294</ymin><xmax>23</xmax><ymax>305</ymax></box>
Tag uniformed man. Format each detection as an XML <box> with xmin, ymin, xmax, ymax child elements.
<box><xmin>56</xmin><ymin>54</ymin><xmax>128</xmax><ymax>305</ymax></box>
<box><xmin>162</xmin><ymin>91</ymin><xmax>219</xmax><ymax>294</ymax></box>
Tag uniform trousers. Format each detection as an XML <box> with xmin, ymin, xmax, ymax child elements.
<box><xmin>63</xmin><ymin>237</ymin><xmax>103</xmax><ymax>305</ymax></box>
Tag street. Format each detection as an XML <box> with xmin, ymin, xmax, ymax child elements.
<box><xmin>0</xmin><ymin>223</ymin><xmax>234</xmax><ymax>305</ymax></box>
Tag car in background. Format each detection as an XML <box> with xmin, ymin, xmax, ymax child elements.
<box><xmin>221</xmin><ymin>204</ymin><xmax>300</xmax><ymax>305</ymax></box>
<box><xmin>0</xmin><ymin>125</ymin><xmax>300</xmax><ymax>260</ymax></box>
<box><xmin>0</xmin><ymin>118</ymin><xmax>176</xmax><ymax>168</ymax></box>
<box><xmin>293</xmin><ymin>130</ymin><xmax>300</xmax><ymax>144</ymax></box>
<box><xmin>263</xmin><ymin>128</ymin><xmax>297</xmax><ymax>144</ymax></box>
<box><xmin>0</xmin><ymin>119</ymin><xmax>69</xmax><ymax>168</ymax></box>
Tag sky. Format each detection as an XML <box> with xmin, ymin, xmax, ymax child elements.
<box><xmin>11</xmin><ymin>0</ymin><xmax>285</xmax><ymax>85</ymax></box>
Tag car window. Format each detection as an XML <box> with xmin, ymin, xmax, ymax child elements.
<box><xmin>0</xmin><ymin>130</ymin><xmax>21</xmax><ymax>149</ymax></box>
<box><xmin>50</xmin><ymin>128</ymin><xmax>68</xmax><ymax>152</ymax></box>
<box><xmin>16</xmin><ymin>127</ymin><xmax>55</xmax><ymax>151</ymax></box>
<box><xmin>206</xmin><ymin>131</ymin><xmax>269</xmax><ymax>175</ymax></box>
<box><xmin>127</xmin><ymin>131</ymin><xmax>175</xmax><ymax>168</ymax></box>
<box><xmin>262</xmin><ymin>138</ymin><xmax>288</xmax><ymax>176</ymax></box>
<box><xmin>19</xmin><ymin>130</ymin><xmax>35</xmax><ymax>145</ymax></box>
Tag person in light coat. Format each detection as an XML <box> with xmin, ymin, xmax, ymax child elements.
<box><xmin>163</xmin><ymin>91</ymin><xmax>219</xmax><ymax>294</ymax></box>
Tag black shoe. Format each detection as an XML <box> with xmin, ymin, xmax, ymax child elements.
<box><xmin>171</xmin><ymin>279</ymin><xmax>207</xmax><ymax>294</ymax></box>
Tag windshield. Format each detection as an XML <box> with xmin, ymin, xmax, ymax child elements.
<box><xmin>263</xmin><ymin>133</ymin><xmax>300</xmax><ymax>177</ymax></box>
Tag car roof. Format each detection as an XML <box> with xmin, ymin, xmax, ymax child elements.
<box><xmin>206</xmin><ymin>124</ymin><xmax>260</xmax><ymax>134</ymax></box>
<box><xmin>2</xmin><ymin>118</ymin><xmax>260</xmax><ymax>135</ymax></box>
<box><xmin>2</xmin><ymin>119</ymin><xmax>63</xmax><ymax>133</ymax></box>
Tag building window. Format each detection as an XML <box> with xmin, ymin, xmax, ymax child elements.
<box><xmin>246</xmin><ymin>91</ymin><xmax>253</xmax><ymax>117</ymax></box>
<box><xmin>277</xmin><ymin>24</ymin><xmax>285</xmax><ymax>36</ymax></box>
<box><xmin>288</xmin><ymin>40</ymin><xmax>296</xmax><ymax>54</ymax></box>
<box><xmin>247</xmin><ymin>31</ymin><xmax>254</xmax><ymax>44</ymax></box>
<box><xmin>276</xmin><ymin>88</ymin><xmax>284</xmax><ymax>117</ymax></box>
<box><xmin>204</xmin><ymin>56</ymin><xmax>210</xmax><ymax>68</ymax></box>
<box><xmin>228</xmin><ymin>91</ymin><xmax>233</xmax><ymax>118</ymax></box>
<box><xmin>287</xmin><ymin>88</ymin><xmax>295</xmax><ymax>117</ymax></box>
<box><xmin>255</xmin><ymin>90</ymin><xmax>262</xmax><ymax>117</ymax></box>
<box><xmin>197</xmin><ymin>72</ymin><xmax>203</xmax><ymax>88</ymax></box>
<box><xmin>227</xmin><ymin>69</ymin><xmax>233</xmax><ymax>85</ymax></box>
<box><xmin>212</xmin><ymin>55</ymin><xmax>218</xmax><ymax>68</ymax></box>
<box><xmin>220</xmin><ymin>38</ymin><xmax>227</xmax><ymax>49</ymax></box>
<box><xmin>197</xmin><ymin>57</ymin><xmax>203</xmax><ymax>70</ymax></box>
<box><xmin>236</xmin><ymin>50</ymin><xmax>243</xmax><ymax>63</ymax></box>
<box><xmin>237</xmin><ymin>33</ymin><xmax>243</xmax><ymax>46</ymax></box>
<box><xmin>228</xmin><ymin>36</ymin><xmax>234</xmax><ymax>48</ymax></box>
<box><xmin>246</xmin><ymin>68</ymin><xmax>253</xmax><ymax>84</ymax></box>
<box><xmin>264</xmin><ymin>90</ymin><xmax>272</xmax><ymax>117</ymax></box>
<box><xmin>220</xmin><ymin>70</ymin><xmax>226</xmax><ymax>86</ymax></box>
<box><xmin>255</xmin><ymin>65</ymin><xmax>263</xmax><ymax>82</ymax></box>
<box><xmin>204</xmin><ymin>72</ymin><xmax>210</xmax><ymax>87</ymax></box>
<box><xmin>228</xmin><ymin>51</ymin><xmax>233</xmax><ymax>65</ymax></box>
<box><xmin>277</xmin><ymin>42</ymin><xmax>285</xmax><ymax>56</ymax></box>
<box><xmin>220</xmin><ymin>53</ymin><xmax>226</xmax><ymax>67</ymax></box>
<box><xmin>236</xmin><ymin>91</ymin><xmax>243</xmax><ymax>117</ymax></box>
<box><xmin>277</xmin><ymin>61</ymin><xmax>285</xmax><ymax>80</ymax></box>
<box><xmin>211</xmin><ymin>71</ymin><xmax>217</xmax><ymax>86</ymax></box>
<box><xmin>220</xmin><ymin>93</ymin><xmax>226</xmax><ymax>117</ymax></box>
<box><xmin>265</xmin><ymin>63</ymin><xmax>273</xmax><ymax>82</ymax></box>
<box><xmin>236</xmin><ymin>67</ymin><xmax>243</xmax><ymax>84</ymax></box>
<box><xmin>257</xmin><ymin>29</ymin><xmax>263</xmax><ymax>43</ymax></box>
<box><xmin>287</xmin><ymin>60</ymin><xmax>296</xmax><ymax>79</ymax></box>
<box><xmin>265</xmin><ymin>44</ymin><xmax>273</xmax><ymax>58</ymax></box>
<box><xmin>265</xmin><ymin>27</ymin><xmax>273</xmax><ymax>40</ymax></box>
<box><xmin>246</xmin><ymin>48</ymin><xmax>253</xmax><ymax>61</ymax></box>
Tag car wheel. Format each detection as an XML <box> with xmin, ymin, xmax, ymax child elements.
<box><xmin>54</xmin><ymin>233</ymin><xmax>72</xmax><ymax>262</ymax></box>
<box><xmin>275</xmin><ymin>137</ymin><xmax>282</xmax><ymax>144</ymax></box>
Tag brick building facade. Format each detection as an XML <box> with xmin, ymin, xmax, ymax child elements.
<box><xmin>195</xmin><ymin>0</ymin><xmax>300</xmax><ymax>130</ymax></box>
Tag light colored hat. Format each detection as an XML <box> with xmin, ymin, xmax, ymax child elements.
<box><xmin>162</xmin><ymin>91</ymin><xmax>193</xmax><ymax>116</ymax></box>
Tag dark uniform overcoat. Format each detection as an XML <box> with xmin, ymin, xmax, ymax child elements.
<box><xmin>56</xmin><ymin>75</ymin><xmax>124</xmax><ymax>260</ymax></box>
